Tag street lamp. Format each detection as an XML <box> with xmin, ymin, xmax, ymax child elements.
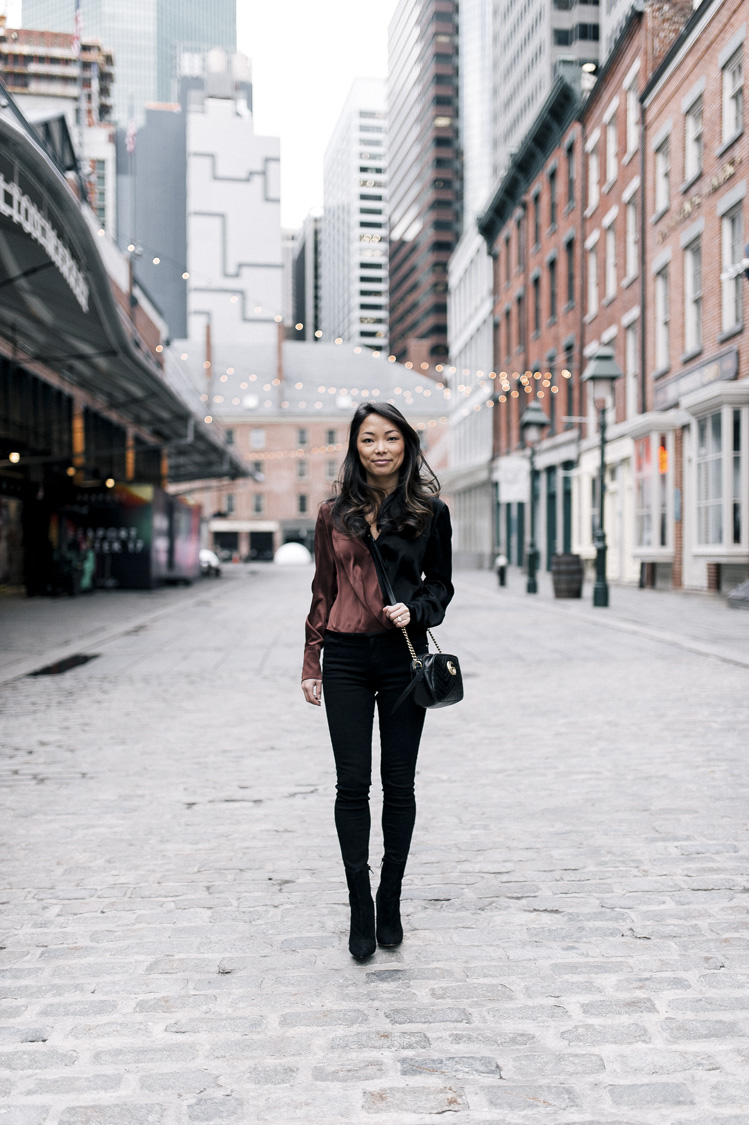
<box><xmin>581</xmin><ymin>345</ymin><xmax>623</xmax><ymax>608</ymax></box>
<box><xmin>520</xmin><ymin>399</ymin><xmax>549</xmax><ymax>594</ymax></box>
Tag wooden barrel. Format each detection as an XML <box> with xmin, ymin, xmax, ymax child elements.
<box><xmin>551</xmin><ymin>553</ymin><xmax>584</xmax><ymax>598</ymax></box>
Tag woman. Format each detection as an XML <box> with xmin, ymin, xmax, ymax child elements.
<box><xmin>301</xmin><ymin>403</ymin><xmax>453</xmax><ymax>961</ymax></box>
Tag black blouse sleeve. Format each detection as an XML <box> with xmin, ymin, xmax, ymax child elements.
<box><xmin>407</xmin><ymin>501</ymin><xmax>454</xmax><ymax>629</ymax></box>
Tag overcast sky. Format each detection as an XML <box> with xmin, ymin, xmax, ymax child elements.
<box><xmin>10</xmin><ymin>0</ymin><xmax>398</xmax><ymax>229</ymax></box>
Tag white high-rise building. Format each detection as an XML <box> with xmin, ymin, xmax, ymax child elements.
<box><xmin>321</xmin><ymin>77</ymin><xmax>388</xmax><ymax>350</ymax></box>
<box><xmin>445</xmin><ymin>0</ymin><xmax>495</xmax><ymax>568</ymax></box>
<box><xmin>492</xmin><ymin>0</ymin><xmax>600</xmax><ymax>180</ymax></box>
<box><xmin>182</xmin><ymin>48</ymin><xmax>282</xmax><ymax>346</ymax></box>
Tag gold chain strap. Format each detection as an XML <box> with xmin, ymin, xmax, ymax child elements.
<box><xmin>400</xmin><ymin>625</ymin><xmax>441</xmax><ymax>666</ymax></box>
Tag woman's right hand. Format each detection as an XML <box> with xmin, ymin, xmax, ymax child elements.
<box><xmin>302</xmin><ymin>678</ymin><xmax>322</xmax><ymax>706</ymax></box>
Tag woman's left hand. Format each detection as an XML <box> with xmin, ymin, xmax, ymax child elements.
<box><xmin>384</xmin><ymin>602</ymin><xmax>411</xmax><ymax>628</ymax></box>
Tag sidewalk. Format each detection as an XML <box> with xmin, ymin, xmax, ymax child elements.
<box><xmin>465</xmin><ymin>566</ymin><xmax>749</xmax><ymax>668</ymax></box>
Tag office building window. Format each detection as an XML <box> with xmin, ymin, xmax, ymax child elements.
<box><xmin>625</xmin><ymin>321</ymin><xmax>638</xmax><ymax>419</ymax></box>
<box><xmin>625</xmin><ymin>196</ymin><xmax>638</xmax><ymax>278</ymax></box>
<box><xmin>297</xmin><ymin>459</ymin><xmax>309</xmax><ymax>480</ymax></box>
<box><xmin>252</xmin><ymin>493</ymin><xmax>265</xmax><ymax>515</ymax></box>
<box><xmin>587</xmin><ymin>245</ymin><xmax>598</xmax><ymax>316</ymax></box>
<box><xmin>250</xmin><ymin>428</ymin><xmax>266</xmax><ymax>450</ymax></box>
<box><xmin>588</xmin><ymin>145</ymin><xmax>599</xmax><ymax>210</ymax></box>
<box><xmin>626</xmin><ymin>81</ymin><xmax>639</xmax><ymax>154</ymax></box>
<box><xmin>566</xmin><ymin>142</ymin><xmax>575</xmax><ymax>206</ymax></box>
<box><xmin>722</xmin><ymin>205</ymin><xmax>744</xmax><ymax>332</ymax></box>
<box><xmin>298</xmin><ymin>494</ymin><xmax>308</xmax><ymax>515</ymax></box>
<box><xmin>549</xmin><ymin>167</ymin><xmax>558</xmax><ymax>227</ymax></box>
<box><xmin>566</xmin><ymin>238</ymin><xmax>575</xmax><ymax>306</ymax></box>
<box><xmin>697</xmin><ymin>412</ymin><xmax>723</xmax><ymax>544</ymax></box>
<box><xmin>549</xmin><ymin>258</ymin><xmax>558</xmax><ymax>320</ymax></box>
<box><xmin>684</xmin><ymin>238</ymin><xmax>703</xmax><ymax>354</ymax></box>
<box><xmin>684</xmin><ymin>97</ymin><xmax>703</xmax><ymax>182</ymax></box>
<box><xmin>606</xmin><ymin>116</ymin><xmax>618</xmax><ymax>184</ymax></box>
<box><xmin>655</xmin><ymin>267</ymin><xmax>670</xmax><ymax>369</ymax></box>
<box><xmin>605</xmin><ymin>224</ymin><xmax>616</xmax><ymax>300</ymax></box>
<box><xmin>655</xmin><ymin>139</ymin><xmax>670</xmax><ymax>213</ymax></box>
<box><xmin>722</xmin><ymin>48</ymin><xmax>743</xmax><ymax>143</ymax></box>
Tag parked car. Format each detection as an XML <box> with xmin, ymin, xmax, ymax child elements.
<box><xmin>199</xmin><ymin>548</ymin><xmax>222</xmax><ymax>577</ymax></box>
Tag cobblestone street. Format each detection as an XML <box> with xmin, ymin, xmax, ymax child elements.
<box><xmin>1</xmin><ymin>566</ymin><xmax>748</xmax><ymax>1124</ymax></box>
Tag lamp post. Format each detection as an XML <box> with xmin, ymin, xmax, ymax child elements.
<box><xmin>520</xmin><ymin>399</ymin><xmax>550</xmax><ymax>594</ymax></box>
<box><xmin>581</xmin><ymin>345</ymin><xmax>624</xmax><ymax>608</ymax></box>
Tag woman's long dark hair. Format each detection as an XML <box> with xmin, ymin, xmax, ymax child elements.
<box><xmin>329</xmin><ymin>403</ymin><xmax>440</xmax><ymax>540</ymax></box>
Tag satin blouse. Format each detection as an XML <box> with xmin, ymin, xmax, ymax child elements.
<box><xmin>302</xmin><ymin>499</ymin><xmax>454</xmax><ymax>681</ymax></box>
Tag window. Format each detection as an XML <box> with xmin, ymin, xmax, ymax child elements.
<box><xmin>722</xmin><ymin>204</ymin><xmax>744</xmax><ymax>332</ymax></box>
<box><xmin>655</xmin><ymin>267</ymin><xmax>670</xmax><ymax>369</ymax></box>
<box><xmin>566</xmin><ymin>238</ymin><xmax>575</xmax><ymax>306</ymax></box>
<box><xmin>566</xmin><ymin>143</ymin><xmax>575</xmax><ymax>206</ymax></box>
<box><xmin>504</xmin><ymin>307</ymin><xmax>512</xmax><ymax>360</ymax></box>
<box><xmin>684</xmin><ymin>239</ymin><xmax>703</xmax><ymax>354</ymax></box>
<box><xmin>626</xmin><ymin>82</ymin><xmax>639</xmax><ymax>154</ymax></box>
<box><xmin>533</xmin><ymin>275</ymin><xmax>541</xmax><ymax>334</ymax></box>
<box><xmin>606</xmin><ymin>116</ymin><xmax>617</xmax><ymax>184</ymax></box>
<box><xmin>250</xmin><ymin>428</ymin><xmax>266</xmax><ymax>450</ymax></box>
<box><xmin>733</xmin><ymin>409</ymin><xmax>742</xmax><ymax>543</ymax></box>
<box><xmin>564</xmin><ymin>345</ymin><xmax>575</xmax><ymax>429</ymax></box>
<box><xmin>697</xmin><ymin>412</ymin><xmax>723</xmax><ymax>544</ymax></box>
<box><xmin>634</xmin><ymin>436</ymin><xmax>653</xmax><ymax>547</ymax></box>
<box><xmin>549</xmin><ymin>258</ymin><xmax>558</xmax><ymax>320</ymax></box>
<box><xmin>655</xmin><ymin>139</ymin><xmax>670</xmax><ymax>213</ymax></box>
<box><xmin>684</xmin><ymin>97</ymin><xmax>703</xmax><ymax>182</ymax></box>
<box><xmin>549</xmin><ymin>167</ymin><xmax>558</xmax><ymax>227</ymax></box>
<box><xmin>605</xmin><ymin>224</ymin><xmax>616</xmax><ymax>300</ymax></box>
<box><xmin>226</xmin><ymin>493</ymin><xmax>235</xmax><ymax>515</ymax></box>
<box><xmin>297</xmin><ymin>459</ymin><xmax>309</xmax><ymax>480</ymax></box>
<box><xmin>298</xmin><ymin>494</ymin><xmax>309</xmax><ymax>515</ymax></box>
<box><xmin>504</xmin><ymin>234</ymin><xmax>511</xmax><ymax>284</ymax></box>
<box><xmin>252</xmin><ymin>461</ymin><xmax>263</xmax><ymax>477</ymax></box>
<box><xmin>326</xmin><ymin>428</ymin><xmax>336</xmax><ymax>445</ymax></box>
<box><xmin>326</xmin><ymin>458</ymin><xmax>338</xmax><ymax>481</ymax></box>
<box><xmin>516</xmin><ymin>292</ymin><xmax>525</xmax><ymax>348</ymax></box>
<box><xmin>252</xmin><ymin>493</ymin><xmax>265</xmax><ymax>515</ymax></box>
<box><xmin>225</xmin><ymin>428</ymin><xmax>234</xmax><ymax>445</ymax></box>
<box><xmin>625</xmin><ymin>195</ymin><xmax>638</xmax><ymax>278</ymax></box>
<box><xmin>533</xmin><ymin>193</ymin><xmax>540</xmax><ymax>247</ymax></box>
<box><xmin>722</xmin><ymin>48</ymin><xmax>743</xmax><ymax>143</ymax></box>
<box><xmin>297</xmin><ymin>428</ymin><xmax>309</xmax><ymax>446</ymax></box>
<box><xmin>587</xmin><ymin>245</ymin><xmax>598</xmax><ymax>316</ymax></box>
<box><xmin>516</xmin><ymin>214</ymin><xmax>525</xmax><ymax>269</ymax></box>
<box><xmin>92</xmin><ymin>158</ymin><xmax>106</xmax><ymax>224</ymax></box>
<box><xmin>588</xmin><ymin>145</ymin><xmax>599</xmax><ymax>210</ymax></box>
<box><xmin>625</xmin><ymin>321</ymin><xmax>638</xmax><ymax>418</ymax></box>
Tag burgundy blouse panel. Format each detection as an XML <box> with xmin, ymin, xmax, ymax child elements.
<box><xmin>302</xmin><ymin>504</ymin><xmax>392</xmax><ymax>680</ymax></box>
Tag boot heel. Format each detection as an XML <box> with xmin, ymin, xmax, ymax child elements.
<box><xmin>376</xmin><ymin>859</ymin><xmax>406</xmax><ymax>948</ymax></box>
<box><xmin>346</xmin><ymin>868</ymin><xmax>376</xmax><ymax>961</ymax></box>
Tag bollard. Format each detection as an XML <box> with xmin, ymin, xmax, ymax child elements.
<box><xmin>495</xmin><ymin>553</ymin><xmax>507</xmax><ymax>587</ymax></box>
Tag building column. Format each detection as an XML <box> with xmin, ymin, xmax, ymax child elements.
<box><xmin>672</xmin><ymin>427</ymin><xmax>684</xmax><ymax>589</ymax></box>
<box><xmin>72</xmin><ymin>397</ymin><xmax>85</xmax><ymax>484</ymax></box>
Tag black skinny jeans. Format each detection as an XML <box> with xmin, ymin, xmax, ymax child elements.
<box><xmin>322</xmin><ymin>630</ymin><xmax>427</xmax><ymax>873</ymax></box>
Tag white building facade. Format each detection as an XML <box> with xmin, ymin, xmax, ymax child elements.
<box><xmin>181</xmin><ymin>48</ymin><xmax>282</xmax><ymax>348</ymax></box>
<box><xmin>321</xmin><ymin>77</ymin><xmax>388</xmax><ymax>350</ymax></box>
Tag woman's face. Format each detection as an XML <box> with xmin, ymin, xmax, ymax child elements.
<box><xmin>356</xmin><ymin>412</ymin><xmax>406</xmax><ymax>492</ymax></box>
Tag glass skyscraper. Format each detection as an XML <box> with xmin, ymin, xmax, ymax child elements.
<box><xmin>22</xmin><ymin>0</ymin><xmax>236</xmax><ymax>123</ymax></box>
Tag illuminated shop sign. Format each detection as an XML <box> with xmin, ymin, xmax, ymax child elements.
<box><xmin>0</xmin><ymin>170</ymin><xmax>89</xmax><ymax>313</ymax></box>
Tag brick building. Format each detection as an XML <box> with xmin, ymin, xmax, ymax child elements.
<box><xmin>639</xmin><ymin>0</ymin><xmax>748</xmax><ymax>592</ymax></box>
<box><xmin>477</xmin><ymin>0</ymin><xmax>748</xmax><ymax>594</ymax></box>
<box><xmin>478</xmin><ymin>72</ymin><xmax>586</xmax><ymax>570</ymax></box>
<box><xmin>181</xmin><ymin>341</ymin><xmax>450</xmax><ymax>560</ymax></box>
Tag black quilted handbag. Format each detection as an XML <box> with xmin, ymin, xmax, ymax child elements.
<box><xmin>370</xmin><ymin>535</ymin><xmax>463</xmax><ymax>712</ymax></box>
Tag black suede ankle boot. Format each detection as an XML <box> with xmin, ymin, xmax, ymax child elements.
<box><xmin>345</xmin><ymin>867</ymin><xmax>376</xmax><ymax>961</ymax></box>
<box><xmin>376</xmin><ymin>859</ymin><xmax>407</xmax><ymax>947</ymax></box>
